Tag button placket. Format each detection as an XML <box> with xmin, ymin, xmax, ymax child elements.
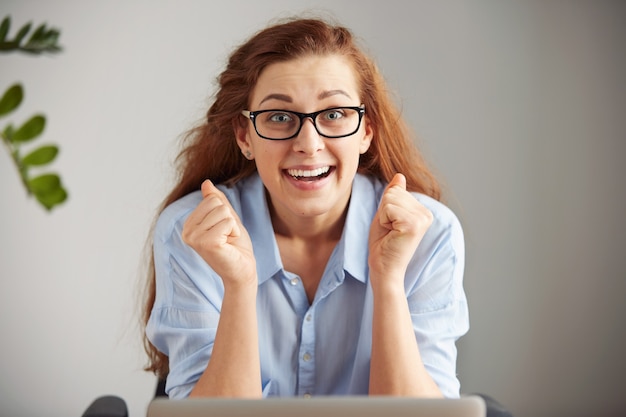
<box><xmin>297</xmin><ymin>305</ymin><xmax>316</xmax><ymax>396</ymax></box>
<box><xmin>282</xmin><ymin>273</ymin><xmax>309</xmax><ymax>317</ymax></box>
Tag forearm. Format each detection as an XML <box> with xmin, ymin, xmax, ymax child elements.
<box><xmin>190</xmin><ymin>281</ymin><xmax>261</xmax><ymax>398</ymax></box>
<box><xmin>369</xmin><ymin>274</ymin><xmax>442</xmax><ymax>397</ymax></box>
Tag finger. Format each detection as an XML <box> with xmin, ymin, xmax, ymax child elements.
<box><xmin>202</xmin><ymin>214</ymin><xmax>241</xmax><ymax>241</ymax></box>
<box><xmin>378</xmin><ymin>173</ymin><xmax>407</xmax><ymax>225</ymax></box>
<box><xmin>183</xmin><ymin>203</ymin><xmax>241</xmax><ymax>246</ymax></box>
<box><xmin>201</xmin><ymin>179</ymin><xmax>233</xmax><ymax>207</ymax></box>
<box><xmin>200</xmin><ymin>179</ymin><xmax>247</xmax><ymax>224</ymax></box>
<box><xmin>201</xmin><ymin>179</ymin><xmax>220</xmax><ymax>198</ymax></box>
<box><xmin>387</xmin><ymin>173</ymin><xmax>406</xmax><ymax>191</ymax></box>
<box><xmin>185</xmin><ymin>193</ymin><xmax>224</xmax><ymax>227</ymax></box>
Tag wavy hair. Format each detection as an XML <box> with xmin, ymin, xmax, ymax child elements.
<box><xmin>142</xmin><ymin>16</ymin><xmax>441</xmax><ymax>379</ymax></box>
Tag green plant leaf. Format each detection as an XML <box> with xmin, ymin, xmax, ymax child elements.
<box><xmin>21</xmin><ymin>144</ymin><xmax>58</xmax><ymax>166</ymax></box>
<box><xmin>2</xmin><ymin>16</ymin><xmax>67</xmax><ymax>212</ymax></box>
<box><xmin>35</xmin><ymin>184</ymin><xmax>67</xmax><ymax>210</ymax></box>
<box><xmin>0</xmin><ymin>83</ymin><xmax>23</xmax><ymax>117</ymax></box>
<box><xmin>29</xmin><ymin>173</ymin><xmax>67</xmax><ymax>210</ymax></box>
<box><xmin>28</xmin><ymin>172</ymin><xmax>60</xmax><ymax>194</ymax></box>
<box><xmin>28</xmin><ymin>23</ymin><xmax>46</xmax><ymax>42</ymax></box>
<box><xmin>44</xmin><ymin>29</ymin><xmax>60</xmax><ymax>45</ymax></box>
<box><xmin>0</xmin><ymin>17</ymin><xmax>9</xmax><ymax>42</ymax></box>
<box><xmin>24</xmin><ymin>24</ymin><xmax>62</xmax><ymax>53</ymax></box>
<box><xmin>3</xmin><ymin>123</ymin><xmax>15</xmax><ymax>141</ymax></box>
<box><xmin>14</xmin><ymin>21</ymin><xmax>32</xmax><ymax>45</ymax></box>
<box><xmin>12</xmin><ymin>114</ymin><xmax>45</xmax><ymax>142</ymax></box>
<box><xmin>0</xmin><ymin>17</ymin><xmax>62</xmax><ymax>54</ymax></box>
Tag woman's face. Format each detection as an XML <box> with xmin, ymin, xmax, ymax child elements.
<box><xmin>237</xmin><ymin>54</ymin><xmax>373</xmax><ymax>225</ymax></box>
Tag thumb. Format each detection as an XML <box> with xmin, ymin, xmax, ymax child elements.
<box><xmin>200</xmin><ymin>179</ymin><xmax>242</xmax><ymax>237</ymax></box>
<box><xmin>201</xmin><ymin>179</ymin><xmax>232</xmax><ymax>208</ymax></box>
<box><xmin>387</xmin><ymin>173</ymin><xmax>406</xmax><ymax>191</ymax></box>
<box><xmin>201</xmin><ymin>179</ymin><xmax>217</xmax><ymax>198</ymax></box>
<box><xmin>376</xmin><ymin>173</ymin><xmax>407</xmax><ymax>228</ymax></box>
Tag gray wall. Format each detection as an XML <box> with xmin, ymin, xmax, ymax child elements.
<box><xmin>1</xmin><ymin>1</ymin><xmax>624</xmax><ymax>417</ymax></box>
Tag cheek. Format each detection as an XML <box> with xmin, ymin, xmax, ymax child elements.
<box><xmin>349</xmin><ymin>136</ymin><xmax>369</xmax><ymax>158</ymax></box>
<box><xmin>333</xmin><ymin>142</ymin><xmax>363</xmax><ymax>172</ymax></box>
<box><xmin>252</xmin><ymin>144</ymin><xmax>287</xmax><ymax>174</ymax></box>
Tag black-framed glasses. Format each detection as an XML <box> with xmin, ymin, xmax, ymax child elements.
<box><xmin>241</xmin><ymin>105</ymin><xmax>365</xmax><ymax>141</ymax></box>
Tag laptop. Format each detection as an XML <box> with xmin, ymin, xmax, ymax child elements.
<box><xmin>147</xmin><ymin>395</ymin><xmax>486</xmax><ymax>417</ymax></box>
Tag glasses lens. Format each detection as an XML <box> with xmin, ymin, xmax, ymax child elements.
<box><xmin>255</xmin><ymin>111</ymin><xmax>300</xmax><ymax>140</ymax></box>
<box><xmin>315</xmin><ymin>108</ymin><xmax>361</xmax><ymax>138</ymax></box>
<box><xmin>254</xmin><ymin>107</ymin><xmax>361</xmax><ymax>140</ymax></box>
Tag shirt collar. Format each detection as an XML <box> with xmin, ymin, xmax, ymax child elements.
<box><xmin>237</xmin><ymin>174</ymin><xmax>283</xmax><ymax>285</ymax></box>
<box><xmin>342</xmin><ymin>173</ymin><xmax>381</xmax><ymax>283</ymax></box>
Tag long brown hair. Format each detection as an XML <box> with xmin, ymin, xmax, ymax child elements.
<box><xmin>142</xmin><ymin>16</ymin><xmax>441</xmax><ymax>379</ymax></box>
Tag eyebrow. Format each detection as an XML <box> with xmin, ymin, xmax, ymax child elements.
<box><xmin>258</xmin><ymin>90</ymin><xmax>352</xmax><ymax>106</ymax></box>
<box><xmin>318</xmin><ymin>89</ymin><xmax>352</xmax><ymax>100</ymax></box>
<box><xmin>259</xmin><ymin>94</ymin><xmax>292</xmax><ymax>106</ymax></box>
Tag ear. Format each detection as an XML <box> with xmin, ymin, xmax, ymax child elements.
<box><xmin>359</xmin><ymin>116</ymin><xmax>373</xmax><ymax>154</ymax></box>
<box><xmin>234</xmin><ymin>118</ymin><xmax>254</xmax><ymax>159</ymax></box>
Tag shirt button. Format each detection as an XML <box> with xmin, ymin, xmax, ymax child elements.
<box><xmin>305</xmin><ymin>314</ymin><xmax>312</xmax><ymax>322</ymax></box>
<box><xmin>303</xmin><ymin>352</ymin><xmax>312</xmax><ymax>362</ymax></box>
<box><xmin>290</xmin><ymin>277</ymin><xmax>299</xmax><ymax>286</ymax></box>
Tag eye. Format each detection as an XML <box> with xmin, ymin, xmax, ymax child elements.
<box><xmin>267</xmin><ymin>112</ymin><xmax>294</xmax><ymax>123</ymax></box>
<box><xmin>321</xmin><ymin>109</ymin><xmax>345</xmax><ymax>121</ymax></box>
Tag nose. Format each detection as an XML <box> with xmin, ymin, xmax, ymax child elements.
<box><xmin>292</xmin><ymin>117</ymin><xmax>324</xmax><ymax>155</ymax></box>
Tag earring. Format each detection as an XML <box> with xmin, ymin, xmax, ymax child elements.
<box><xmin>244</xmin><ymin>150</ymin><xmax>253</xmax><ymax>160</ymax></box>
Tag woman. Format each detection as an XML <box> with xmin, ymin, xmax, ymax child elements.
<box><xmin>143</xmin><ymin>16</ymin><xmax>468</xmax><ymax>400</ymax></box>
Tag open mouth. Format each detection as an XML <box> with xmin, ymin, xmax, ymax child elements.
<box><xmin>286</xmin><ymin>166</ymin><xmax>333</xmax><ymax>181</ymax></box>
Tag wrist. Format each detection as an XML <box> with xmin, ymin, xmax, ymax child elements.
<box><xmin>369</xmin><ymin>270</ymin><xmax>406</xmax><ymax>296</ymax></box>
<box><xmin>223</xmin><ymin>271</ymin><xmax>258</xmax><ymax>294</ymax></box>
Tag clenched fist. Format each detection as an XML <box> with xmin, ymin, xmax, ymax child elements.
<box><xmin>182</xmin><ymin>180</ymin><xmax>257</xmax><ymax>288</ymax></box>
<box><xmin>368</xmin><ymin>173</ymin><xmax>433</xmax><ymax>288</ymax></box>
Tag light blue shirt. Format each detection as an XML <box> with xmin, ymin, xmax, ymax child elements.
<box><xmin>146</xmin><ymin>173</ymin><xmax>468</xmax><ymax>399</ymax></box>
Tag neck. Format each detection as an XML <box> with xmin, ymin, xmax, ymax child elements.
<box><xmin>269</xmin><ymin>200</ymin><xmax>348</xmax><ymax>244</ymax></box>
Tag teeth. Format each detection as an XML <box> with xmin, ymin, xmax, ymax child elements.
<box><xmin>287</xmin><ymin>166</ymin><xmax>330</xmax><ymax>178</ymax></box>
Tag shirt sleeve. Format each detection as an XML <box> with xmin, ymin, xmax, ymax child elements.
<box><xmin>405</xmin><ymin>196</ymin><xmax>469</xmax><ymax>398</ymax></box>
<box><xmin>145</xmin><ymin>195</ymin><xmax>225</xmax><ymax>399</ymax></box>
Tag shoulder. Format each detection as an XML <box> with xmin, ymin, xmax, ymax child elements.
<box><xmin>414</xmin><ymin>193</ymin><xmax>463</xmax><ymax>237</ymax></box>
<box><xmin>413</xmin><ymin>192</ymin><xmax>464</xmax><ymax>263</ymax></box>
